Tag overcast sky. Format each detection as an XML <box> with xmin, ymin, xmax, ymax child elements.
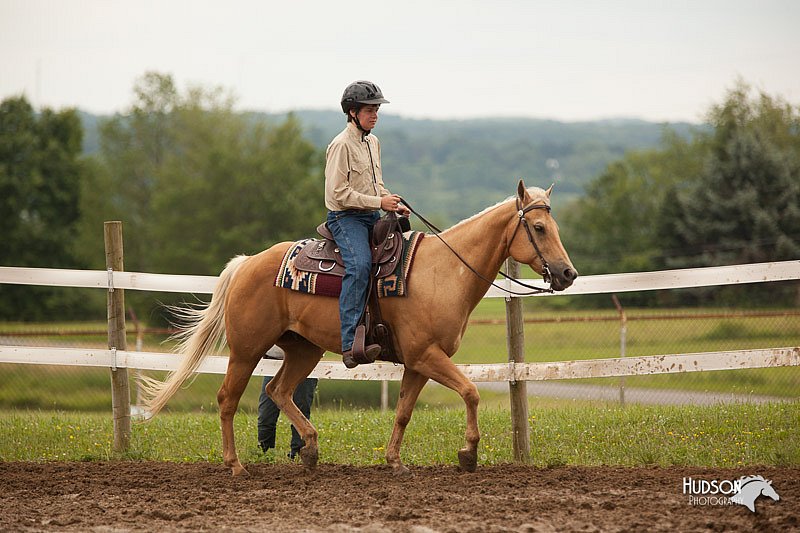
<box><xmin>2</xmin><ymin>0</ymin><xmax>798</xmax><ymax>123</ymax></box>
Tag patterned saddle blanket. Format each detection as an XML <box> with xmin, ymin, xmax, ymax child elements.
<box><xmin>274</xmin><ymin>231</ymin><xmax>424</xmax><ymax>298</ymax></box>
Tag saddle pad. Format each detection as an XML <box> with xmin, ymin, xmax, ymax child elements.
<box><xmin>275</xmin><ymin>231</ymin><xmax>424</xmax><ymax>298</ymax></box>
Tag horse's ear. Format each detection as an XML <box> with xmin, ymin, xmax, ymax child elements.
<box><xmin>545</xmin><ymin>183</ymin><xmax>554</xmax><ymax>198</ymax></box>
<box><xmin>517</xmin><ymin>179</ymin><xmax>528</xmax><ymax>202</ymax></box>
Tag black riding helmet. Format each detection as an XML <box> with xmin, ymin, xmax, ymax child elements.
<box><xmin>340</xmin><ymin>80</ymin><xmax>390</xmax><ymax>114</ymax></box>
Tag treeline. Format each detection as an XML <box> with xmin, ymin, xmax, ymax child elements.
<box><xmin>83</xmin><ymin>107</ymin><xmax>697</xmax><ymax>227</ymax></box>
<box><xmin>1</xmin><ymin>74</ymin><xmax>798</xmax><ymax>319</ymax></box>
<box><xmin>76</xmin><ymin>73</ymin><xmax>325</xmax><ymax>276</ymax></box>
<box><xmin>1</xmin><ymin>73</ymin><xmax>325</xmax><ymax>319</ymax></box>
<box><xmin>562</xmin><ymin>82</ymin><xmax>800</xmax><ymax>306</ymax></box>
<box><xmin>1</xmin><ymin>98</ymin><xmax>87</xmax><ymax>318</ymax></box>
<box><xmin>243</xmin><ymin>110</ymin><xmax>698</xmax><ymax>225</ymax></box>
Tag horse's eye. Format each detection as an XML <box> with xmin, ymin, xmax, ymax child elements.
<box><xmin>534</xmin><ymin>223</ymin><xmax>545</xmax><ymax>232</ymax></box>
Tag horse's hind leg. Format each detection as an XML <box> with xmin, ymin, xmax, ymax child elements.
<box><xmin>408</xmin><ymin>347</ymin><xmax>481</xmax><ymax>472</ymax></box>
<box><xmin>385</xmin><ymin>368</ymin><xmax>428</xmax><ymax>476</ymax></box>
<box><xmin>218</xmin><ymin>354</ymin><xmax>262</xmax><ymax>476</ymax></box>
<box><xmin>267</xmin><ymin>340</ymin><xmax>324</xmax><ymax>469</ymax></box>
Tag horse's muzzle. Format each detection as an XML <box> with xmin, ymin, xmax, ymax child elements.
<box><xmin>549</xmin><ymin>264</ymin><xmax>578</xmax><ymax>291</ymax></box>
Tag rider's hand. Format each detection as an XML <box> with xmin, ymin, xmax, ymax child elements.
<box><xmin>380</xmin><ymin>194</ymin><xmax>404</xmax><ymax>212</ymax></box>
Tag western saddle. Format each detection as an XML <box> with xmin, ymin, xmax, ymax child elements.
<box><xmin>292</xmin><ymin>212</ymin><xmax>411</xmax><ymax>364</ymax></box>
<box><xmin>293</xmin><ymin>216</ymin><xmax>406</xmax><ymax>280</ymax></box>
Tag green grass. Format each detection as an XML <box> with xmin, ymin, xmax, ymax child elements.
<box><xmin>1</xmin><ymin>402</ymin><xmax>797</xmax><ymax>466</ymax></box>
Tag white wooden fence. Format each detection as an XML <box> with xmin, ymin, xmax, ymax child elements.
<box><xmin>1</xmin><ymin>259</ymin><xmax>799</xmax><ymax>381</ymax></box>
<box><xmin>1</xmin><ymin>344</ymin><xmax>797</xmax><ymax>383</ymax></box>
<box><xmin>1</xmin><ymin>244</ymin><xmax>799</xmax><ymax>457</ymax></box>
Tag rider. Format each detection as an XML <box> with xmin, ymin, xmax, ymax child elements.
<box><xmin>325</xmin><ymin>80</ymin><xmax>409</xmax><ymax>369</ymax></box>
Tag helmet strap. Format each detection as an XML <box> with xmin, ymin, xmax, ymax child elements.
<box><xmin>350</xmin><ymin>108</ymin><xmax>371</xmax><ymax>135</ymax></box>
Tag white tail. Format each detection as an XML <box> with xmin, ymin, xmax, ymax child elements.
<box><xmin>139</xmin><ymin>255</ymin><xmax>250</xmax><ymax>417</ymax></box>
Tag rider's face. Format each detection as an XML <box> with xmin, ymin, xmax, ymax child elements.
<box><xmin>353</xmin><ymin>104</ymin><xmax>380</xmax><ymax>130</ymax></box>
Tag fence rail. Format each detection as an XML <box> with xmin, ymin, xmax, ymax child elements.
<box><xmin>2</xmin><ymin>260</ymin><xmax>799</xmax><ymax>296</ymax></box>
<box><xmin>1</xmin><ymin>260</ymin><xmax>798</xmax><ymax>380</ymax></box>
<box><xmin>1</xmin><ymin>345</ymin><xmax>797</xmax><ymax>382</ymax></box>
<box><xmin>2</xmin><ymin>255</ymin><xmax>799</xmax><ymax>457</ymax></box>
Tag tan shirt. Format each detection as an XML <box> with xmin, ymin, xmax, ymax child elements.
<box><xmin>324</xmin><ymin>122</ymin><xmax>391</xmax><ymax>211</ymax></box>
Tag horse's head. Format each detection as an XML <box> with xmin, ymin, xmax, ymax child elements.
<box><xmin>508</xmin><ymin>179</ymin><xmax>577</xmax><ymax>291</ymax></box>
<box><xmin>760</xmin><ymin>480</ymin><xmax>780</xmax><ymax>502</ymax></box>
<box><xmin>732</xmin><ymin>476</ymin><xmax>781</xmax><ymax>512</ymax></box>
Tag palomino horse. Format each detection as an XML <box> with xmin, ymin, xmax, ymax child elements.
<box><xmin>141</xmin><ymin>180</ymin><xmax>577</xmax><ymax>476</ymax></box>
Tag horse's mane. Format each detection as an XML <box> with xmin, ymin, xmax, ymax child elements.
<box><xmin>739</xmin><ymin>475</ymin><xmax>767</xmax><ymax>485</ymax></box>
<box><xmin>442</xmin><ymin>187</ymin><xmax>550</xmax><ymax>235</ymax></box>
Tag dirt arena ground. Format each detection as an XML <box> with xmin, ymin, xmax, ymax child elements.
<box><xmin>1</xmin><ymin>462</ymin><xmax>797</xmax><ymax>532</ymax></box>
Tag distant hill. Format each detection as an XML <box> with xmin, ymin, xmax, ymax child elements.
<box><xmin>79</xmin><ymin>109</ymin><xmax>699</xmax><ymax>224</ymax></box>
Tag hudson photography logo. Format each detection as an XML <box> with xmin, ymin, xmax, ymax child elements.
<box><xmin>683</xmin><ymin>475</ymin><xmax>781</xmax><ymax>513</ymax></box>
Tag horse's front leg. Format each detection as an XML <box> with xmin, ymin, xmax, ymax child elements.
<box><xmin>408</xmin><ymin>347</ymin><xmax>481</xmax><ymax>472</ymax></box>
<box><xmin>386</xmin><ymin>368</ymin><xmax>428</xmax><ymax>476</ymax></box>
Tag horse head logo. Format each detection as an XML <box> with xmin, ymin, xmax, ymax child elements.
<box><xmin>729</xmin><ymin>475</ymin><xmax>780</xmax><ymax>513</ymax></box>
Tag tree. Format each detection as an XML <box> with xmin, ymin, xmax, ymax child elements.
<box><xmin>665</xmin><ymin>83</ymin><xmax>800</xmax><ymax>268</ymax></box>
<box><xmin>0</xmin><ymin>96</ymin><xmax>90</xmax><ymax>319</ymax></box>
<box><xmin>77</xmin><ymin>72</ymin><xmax>325</xmax><ymax>278</ymax></box>
<box><xmin>560</xmin><ymin>130</ymin><xmax>704</xmax><ymax>276</ymax></box>
<box><xmin>560</xmin><ymin>81</ymin><xmax>799</xmax><ymax>307</ymax></box>
<box><xmin>75</xmin><ymin>73</ymin><xmax>181</xmax><ymax>272</ymax></box>
<box><xmin>150</xmin><ymin>106</ymin><xmax>323</xmax><ymax>274</ymax></box>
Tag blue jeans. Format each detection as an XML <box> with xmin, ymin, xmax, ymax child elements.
<box><xmin>327</xmin><ymin>210</ymin><xmax>380</xmax><ymax>352</ymax></box>
<box><xmin>258</xmin><ymin>375</ymin><xmax>318</xmax><ymax>456</ymax></box>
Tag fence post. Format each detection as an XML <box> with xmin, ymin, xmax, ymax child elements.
<box><xmin>104</xmin><ymin>221</ymin><xmax>131</xmax><ymax>452</ymax></box>
<box><xmin>505</xmin><ymin>259</ymin><xmax>530</xmax><ymax>462</ymax></box>
<box><xmin>381</xmin><ymin>380</ymin><xmax>389</xmax><ymax>412</ymax></box>
<box><xmin>612</xmin><ymin>295</ymin><xmax>627</xmax><ymax>407</ymax></box>
<box><xmin>128</xmin><ymin>306</ymin><xmax>145</xmax><ymax>411</ymax></box>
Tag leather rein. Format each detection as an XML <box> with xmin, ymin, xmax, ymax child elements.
<box><xmin>400</xmin><ymin>197</ymin><xmax>554</xmax><ymax>296</ymax></box>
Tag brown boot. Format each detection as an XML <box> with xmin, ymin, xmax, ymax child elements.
<box><xmin>342</xmin><ymin>344</ymin><xmax>381</xmax><ymax>369</ymax></box>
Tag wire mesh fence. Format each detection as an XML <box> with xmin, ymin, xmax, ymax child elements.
<box><xmin>1</xmin><ymin>295</ymin><xmax>797</xmax><ymax>412</ymax></box>
<box><xmin>463</xmin><ymin>306</ymin><xmax>799</xmax><ymax>405</ymax></box>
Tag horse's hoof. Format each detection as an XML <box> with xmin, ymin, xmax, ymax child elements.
<box><xmin>231</xmin><ymin>464</ymin><xmax>249</xmax><ymax>477</ymax></box>
<box><xmin>392</xmin><ymin>464</ymin><xmax>413</xmax><ymax>478</ymax></box>
<box><xmin>299</xmin><ymin>447</ymin><xmax>318</xmax><ymax>470</ymax></box>
<box><xmin>457</xmin><ymin>449</ymin><xmax>477</xmax><ymax>472</ymax></box>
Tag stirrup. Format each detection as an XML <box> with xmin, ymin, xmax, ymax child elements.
<box><xmin>343</xmin><ymin>325</ymin><xmax>381</xmax><ymax>368</ymax></box>
<box><xmin>342</xmin><ymin>344</ymin><xmax>381</xmax><ymax>369</ymax></box>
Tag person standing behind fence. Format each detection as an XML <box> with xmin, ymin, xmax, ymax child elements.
<box><xmin>258</xmin><ymin>348</ymin><xmax>318</xmax><ymax>459</ymax></box>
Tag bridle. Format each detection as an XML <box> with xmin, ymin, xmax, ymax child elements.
<box><xmin>400</xmin><ymin>196</ymin><xmax>554</xmax><ymax>296</ymax></box>
<box><xmin>508</xmin><ymin>196</ymin><xmax>553</xmax><ymax>286</ymax></box>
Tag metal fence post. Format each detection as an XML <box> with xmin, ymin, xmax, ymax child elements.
<box><xmin>381</xmin><ymin>380</ymin><xmax>389</xmax><ymax>412</ymax></box>
<box><xmin>505</xmin><ymin>259</ymin><xmax>530</xmax><ymax>462</ymax></box>
<box><xmin>612</xmin><ymin>295</ymin><xmax>627</xmax><ymax>407</ymax></box>
<box><xmin>104</xmin><ymin>221</ymin><xmax>131</xmax><ymax>452</ymax></box>
<box><xmin>128</xmin><ymin>306</ymin><xmax>146</xmax><ymax>413</ymax></box>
